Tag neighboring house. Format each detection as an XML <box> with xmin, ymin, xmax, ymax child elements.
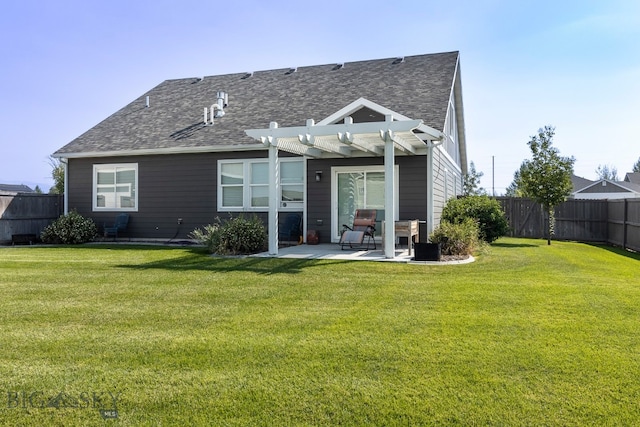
<box><xmin>572</xmin><ymin>172</ymin><xmax>640</xmax><ymax>200</ymax></box>
<box><xmin>0</xmin><ymin>184</ymin><xmax>34</xmax><ymax>194</ymax></box>
<box><xmin>53</xmin><ymin>51</ymin><xmax>467</xmax><ymax>257</ymax></box>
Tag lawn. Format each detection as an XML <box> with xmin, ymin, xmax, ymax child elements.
<box><xmin>0</xmin><ymin>238</ymin><xmax>639</xmax><ymax>426</ymax></box>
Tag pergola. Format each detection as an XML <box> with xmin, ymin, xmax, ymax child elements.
<box><xmin>246</xmin><ymin>109</ymin><xmax>444</xmax><ymax>259</ymax></box>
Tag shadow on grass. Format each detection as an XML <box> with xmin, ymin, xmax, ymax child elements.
<box><xmin>586</xmin><ymin>242</ymin><xmax>640</xmax><ymax>261</ymax></box>
<box><xmin>116</xmin><ymin>248</ymin><xmax>351</xmax><ymax>275</ymax></box>
<box><xmin>491</xmin><ymin>242</ymin><xmax>538</xmax><ymax>248</ymax></box>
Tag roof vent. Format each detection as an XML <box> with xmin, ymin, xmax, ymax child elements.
<box><xmin>332</xmin><ymin>63</ymin><xmax>344</xmax><ymax>71</ymax></box>
<box><xmin>392</xmin><ymin>56</ymin><xmax>405</xmax><ymax>65</ymax></box>
<box><xmin>241</xmin><ymin>71</ymin><xmax>253</xmax><ymax>79</ymax></box>
<box><xmin>285</xmin><ymin>67</ymin><xmax>297</xmax><ymax>75</ymax></box>
<box><xmin>203</xmin><ymin>91</ymin><xmax>228</xmax><ymax>124</ymax></box>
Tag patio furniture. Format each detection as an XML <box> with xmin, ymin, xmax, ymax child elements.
<box><xmin>382</xmin><ymin>219</ymin><xmax>419</xmax><ymax>256</ymax></box>
<box><xmin>339</xmin><ymin>209</ymin><xmax>377</xmax><ymax>250</ymax></box>
<box><xmin>104</xmin><ymin>213</ymin><xmax>129</xmax><ymax>240</ymax></box>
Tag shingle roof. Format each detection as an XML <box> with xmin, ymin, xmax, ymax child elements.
<box><xmin>54</xmin><ymin>51</ymin><xmax>461</xmax><ymax>156</ymax></box>
<box><xmin>571</xmin><ymin>174</ymin><xmax>594</xmax><ymax>192</ymax></box>
<box><xmin>0</xmin><ymin>184</ymin><xmax>34</xmax><ymax>193</ymax></box>
<box><xmin>625</xmin><ymin>172</ymin><xmax>640</xmax><ymax>184</ymax></box>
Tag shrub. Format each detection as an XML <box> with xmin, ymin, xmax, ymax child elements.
<box><xmin>429</xmin><ymin>219</ymin><xmax>480</xmax><ymax>256</ymax></box>
<box><xmin>190</xmin><ymin>215</ymin><xmax>267</xmax><ymax>255</ymax></box>
<box><xmin>41</xmin><ymin>210</ymin><xmax>98</xmax><ymax>244</ymax></box>
<box><xmin>441</xmin><ymin>195</ymin><xmax>509</xmax><ymax>243</ymax></box>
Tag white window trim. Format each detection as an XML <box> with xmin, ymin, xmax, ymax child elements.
<box><xmin>92</xmin><ymin>163</ymin><xmax>138</xmax><ymax>212</ymax></box>
<box><xmin>330</xmin><ymin>165</ymin><xmax>400</xmax><ymax>242</ymax></box>
<box><xmin>217</xmin><ymin>158</ymin><xmax>305</xmax><ymax>212</ymax></box>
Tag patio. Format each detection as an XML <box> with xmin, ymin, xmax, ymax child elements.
<box><xmin>252</xmin><ymin>243</ymin><xmax>474</xmax><ymax>264</ymax></box>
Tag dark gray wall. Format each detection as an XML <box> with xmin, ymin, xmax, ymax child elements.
<box><xmin>69</xmin><ymin>153</ymin><xmax>431</xmax><ymax>242</ymax></box>
<box><xmin>307</xmin><ymin>156</ymin><xmax>429</xmax><ymax>243</ymax></box>
<box><xmin>69</xmin><ymin>152</ymin><xmax>269</xmax><ymax>239</ymax></box>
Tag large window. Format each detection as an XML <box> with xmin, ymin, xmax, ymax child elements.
<box><xmin>218</xmin><ymin>158</ymin><xmax>304</xmax><ymax>211</ymax></box>
<box><xmin>93</xmin><ymin>164</ymin><xmax>138</xmax><ymax>211</ymax></box>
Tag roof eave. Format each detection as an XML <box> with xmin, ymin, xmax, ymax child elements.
<box><xmin>52</xmin><ymin>144</ymin><xmax>267</xmax><ymax>159</ymax></box>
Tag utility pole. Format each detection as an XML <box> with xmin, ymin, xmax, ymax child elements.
<box><xmin>492</xmin><ymin>155</ymin><xmax>495</xmax><ymax>197</ymax></box>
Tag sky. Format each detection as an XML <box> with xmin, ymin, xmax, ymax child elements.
<box><xmin>1</xmin><ymin>0</ymin><xmax>639</xmax><ymax>194</ymax></box>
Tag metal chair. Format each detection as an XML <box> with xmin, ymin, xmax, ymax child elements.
<box><xmin>339</xmin><ymin>209</ymin><xmax>377</xmax><ymax>250</ymax></box>
<box><xmin>104</xmin><ymin>213</ymin><xmax>129</xmax><ymax>240</ymax></box>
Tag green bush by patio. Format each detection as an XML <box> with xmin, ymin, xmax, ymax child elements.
<box><xmin>441</xmin><ymin>194</ymin><xmax>509</xmax><ymax>242</ymax></box>
<box><xmin>190</xmin><ymin>214</ymin><xmax>267</xmax><ymax>254</ymax></box>
<box><xmin>0</xmin><ymin>239</ymin><xmax>639</xmax><ymax>425</ymax></box>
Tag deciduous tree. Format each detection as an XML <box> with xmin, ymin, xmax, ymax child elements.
<box><xmin>595</xmin><ymin>164</ymin><xmax>619</xmax><ymax>181</ymax></box>
<box><xmin>519</xmin><ymin>126</ymin><xmax>575</xmax><ymax>245</ymax></box>
<box><xmin>48</xmin><ymin>156</ymin><xmax>64</xmax><ymax>194</ymax></box>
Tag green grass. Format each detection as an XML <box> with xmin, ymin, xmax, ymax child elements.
<box><xmin>0</xmin><ymin>238</ymin><xmax>639</xmax><ymax>425</ymax></box>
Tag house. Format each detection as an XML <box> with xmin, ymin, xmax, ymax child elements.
<box><xmin>0</xmin><ymin>184</ymin><xmax>34</xmax><ymax>194</ymax></box>
<box><xmin>53</xmin><ymin>51</ymin><xmax>467</xmax><ymax>258</ymax></box>
<box><xmin>572</xmin><ymin>173</ymin><xmax>640</xmax><ymax>200</ymax></box>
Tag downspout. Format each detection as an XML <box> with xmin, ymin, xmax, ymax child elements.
<box><xmin>426</xmin><ymin>138</ymin><xmax>444</xmax><ymax>238</ymax></box>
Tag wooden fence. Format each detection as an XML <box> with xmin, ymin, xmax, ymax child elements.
<box><xmin>0</xmin><ymin>193</ymin><xmax>64</xmax><ymax>244</ymax></box>
<box><xmin>497</xmin><ymin>197</ymin><xmax>640</xmax><ymax>252</ymax></box>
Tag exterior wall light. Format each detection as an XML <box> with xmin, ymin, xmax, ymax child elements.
<box><xmin>315</xmin><ymin>171</ymin><xmax>323</xmax><ymax>182</ymax></box>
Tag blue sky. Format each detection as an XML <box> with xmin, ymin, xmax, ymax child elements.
<box><xmin>1</xmin><ymin>0</ymin><xmax>638</xmax><ymax>193</ymax></box>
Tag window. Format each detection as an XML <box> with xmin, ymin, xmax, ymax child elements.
<box><xmin>93</xmin><ymin>164</ymin><xmax>138</xmax><ymax>211</ymax></box>
<box><xmin>218</xmin><ymin>158</ymin><xmax>304</xmax><ymax>211</ymax></box>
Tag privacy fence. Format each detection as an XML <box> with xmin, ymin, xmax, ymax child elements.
<box><xmin>0</xmin><ymin>193</ymin><xmax>64</xmax><ymax>244</ymax></box>
<box><xmin>497</xmin><ymin>197</ymin><xmax>640</xmax><ymax>252</ymax></box>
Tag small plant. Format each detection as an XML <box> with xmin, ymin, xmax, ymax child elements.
<box><xmin>441</xmin><ymin>195</ymin><xmax>509</xmax><ymax>243</ymax></box>
<box><xmin>190</xmin><ymin>215</ymin><xmax>267</xmax><ymax>255</ymax></box>
<box><xmin>429</xmin><ymin>219</ymin><xmax>480</xmax><ymax>256</ymax></box>
<box><xmin>40</xmin><ymin>210</ymin><xmax>98</xmax><ymax>244</ymax></box>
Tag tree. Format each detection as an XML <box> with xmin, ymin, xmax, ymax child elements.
<box><xmin>463</xmin><ymin>161</ymin><xmax>486</xmax><ymax>196</ymax></box>
<box><xmin>34</xmin><ymin>185</ymin><xmax>43</xmax><ymax>194</ymax></box>
<box><xmin>505</xmin><ymin>164</ymin><xmax>527</xmax><ymax>197</ymax></box>
<box><xmin>595</xmin><ymin>164</ymin><xmax>619</xmax><ymax>181</ymax></box>
<box><xmin>519</xmin><ymin>126</ymin><xmax>575</xmax><ymax>245</ymax></box>
<box><xmin>633</xmin><ymin>157</ymin><xmax>640</xmax><ymax>173</ymax></box>
<box><xmin>48</xmin><ymin>156</ymin><xmax>64</xmax><ymax>194</ymax></box>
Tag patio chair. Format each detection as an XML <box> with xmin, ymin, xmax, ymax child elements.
<box><xmin>339</xmin><ymin>209</ymin><xmax>377</xmax><ymax>250</ymax></box>
<box><xmin>279</xmin><ymin>213</ymin><xmax>302</xmax><ymax>246</ymax></box>
<box><xmin>104</xmin><ymin>213</ymin><xmax>129</xmax><ymax>240</ymax></box>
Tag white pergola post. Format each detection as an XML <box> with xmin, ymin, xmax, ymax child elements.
<box><xmin>267</xmin><ymin>123</ymin><xmax>280</xmax><ymax>255</ymax></box>
<box><xmin>382</xmin><ymin>122</ymin><xmax>396</xmax><ymax>259</ymax></box>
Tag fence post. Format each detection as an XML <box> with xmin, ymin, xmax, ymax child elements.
<box><xmin>623</xmin><ymin>199</ymin><xmax>628</xmax><ymax>251</ymax></box>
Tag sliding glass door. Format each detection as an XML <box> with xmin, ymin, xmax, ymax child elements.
<box><xmin>331</xmin><ymin>166</ymin><xmax>398</xmax><ymax>241</ymax></box>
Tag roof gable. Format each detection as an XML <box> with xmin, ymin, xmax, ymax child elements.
<box><xmin>575</xmin><ymin>179</ymin><xmax>640</xmax><ymax>194</ymax></box>
<box><xmin>625</xmin><ymin>172</ymin><xmax>640</xmax><ymax>184</ymax></box>
<box><xmin>54</xmin><ymin>51</ymin><xmax>462</xmax><ymax>159</ymax></box>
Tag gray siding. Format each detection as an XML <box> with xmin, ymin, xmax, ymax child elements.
<box><xmin>69</xmin><ymin>152</ymin><xmax>441</xmax><ymax>242</ymax></box>
<box><xmin>579</xmin><ymin>182</ymin><xmax>630</xmax><ymax>194</ymax></box>
<box><xmin>69</xmin><ymin>152</ymin><xmax>270</xmax><ymax>239</ymax></box>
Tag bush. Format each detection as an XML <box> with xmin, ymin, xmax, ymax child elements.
<box><xmin>41</xmin><ymin>210</ymin><xmax>98</xmax><ymax>244</ymax></box>
<box><xmin>429</xmin><ymin>219</ymin><xmax>480</xmax><ymax>256</ymax></box>
<box><xmin>441</xmin><ymin>195</ymin><xmax>509</xmax><ymax>243</ymax></box>
<box><xmin>190</xmin><ymin>215</ymin><xmax>267</xmax><ymax>255</ymax></box>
